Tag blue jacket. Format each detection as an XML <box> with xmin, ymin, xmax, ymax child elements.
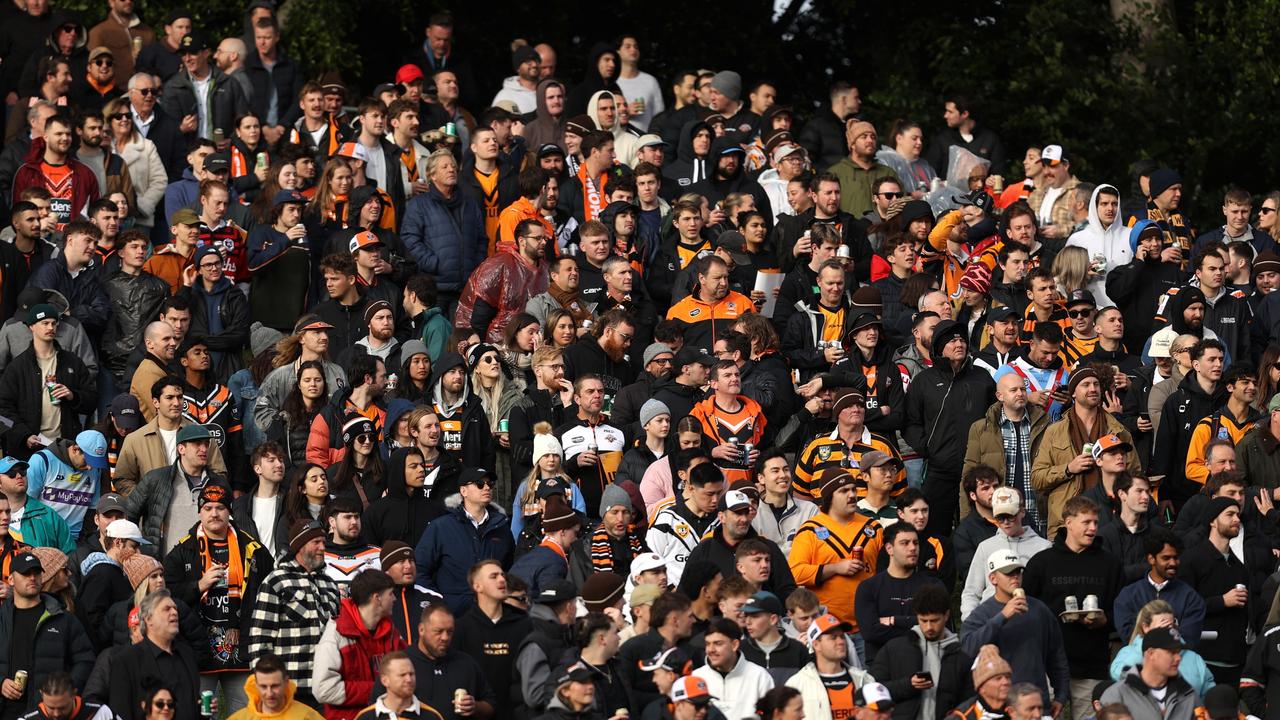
<box><xmin>1113</xmin><ymin>576</ymin><xmax>1206</xmax><ymax>647</ymax></box>
<box><xmin>414</xmin><ymin>501</ymin><xmax>514</xmax><ymax>612</ymax></box>
<box><xmin>163</xmin><ymin>168</ymin><xmax>200</xmax><ymax>226</ymax></box>
<box><xmin>400</xmin><ymin>186</ymin><xmax>486</xmax><ymax>292</ymax></box>
<box><xmin>508</xmin><ymin>542</ymin><xmax>569</xmax><ymax>598</ymax></box>
<box><xmin>1110</xmin><ymin>635</ymin><xmax>1214</xmax><ymax>697</ymax></box>
<box><xmin>27</xmin><ymin>258</ymin><xmax>110</xmax><ymax>338</ymax></box>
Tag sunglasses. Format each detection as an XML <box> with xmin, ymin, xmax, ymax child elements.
<box><xmin>153</xmin><ymin>701</ymin><xmax>175</xmax><ymax>710</ymax></box>
<box><xmin>109</xmin><ymin>112</ymin><xmax>130</xmax><ymax>121</ymax></box>
<box><xmin>1262</xmin><ymin>208</ymin><xmax>1277</xmax><ymax>216</ymax></box>
<box><xmin>481</xmin><ymin>355</ymin><xmax>499</xmax><ymax>364</ymax></box>
<box><xmin>466</xmin><ymin>478</ymin><xmax>493</xmax><ymax>489</ymax></box>
<box><xmin>878</xmin><ymin>192</ymin><xmax>903</xmax><ymax>199</ymax></box>
<box><xmin>509</xmin><ymin>594</ymin><xmax>528</xmax><ymax>604</ymax></box>
<box><xmin>1066</xmin><ymin>309</ymin><xmax>1093</xmax><ymax>319</ymax></box>
<box><xmin>94</xmin><ymin>58</ymin><xmax>114</xmax><ymax>67</ymax></box>
<box><xmin>355</xmin><ymin>433</ymin><xmax>374</xmax><ymax>443</ymax></box>
<box><xmin>134</xmin><ymin>87</ymin><xmax>157</xmax><ymax>96</ymax></box>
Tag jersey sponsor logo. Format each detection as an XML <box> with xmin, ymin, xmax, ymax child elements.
<box><xmin>815</xmin><ymin>527</ymin><xmax>830</xmax><ymax>540</ymax></box>
<box><xmin>689</xmin><ymin>308</ymin><xmax>701</xmax><ymax>317</ymax></box>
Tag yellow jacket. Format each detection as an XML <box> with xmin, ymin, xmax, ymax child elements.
<box><xmin>1031</xmin><ymin>411</ymin><xmax>1141</xmax><ymax>535</ymax></box>
<box><xmin>229</xmin><ymin>677</ymin><xmax>325</xmax><ymax>720</ymax></box>
<box><xmin>1184</xmin><ymin>408</ymin><xmax>1261</xmax><ymax>486</ymax></box>
<box><xmin>787</xmin><ymin>511</ymin><xmax>883</xmax><ymax>631</ymax></box>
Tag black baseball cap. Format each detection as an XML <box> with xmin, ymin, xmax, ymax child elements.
<box><xmin>1142</xmin><ymin>626</ymin><xmax>1187</xmax><ymax>652</ymax></box>
<box><xmin>675</xmin><ymin>347</ymin><xmax>714</xmax><ymax>370</ymax></box>
<box><xmin>534</xmin><ymin>579</ymin><xmax>578</xmax><ymax>605</ymax></box>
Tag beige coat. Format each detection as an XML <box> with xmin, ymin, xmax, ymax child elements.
<box><xmin>113</xmin><ymin>417</ymin><xmax>227</xmax><ymax>495</ymax></box>
<box><xmin>1031</xmin><ymin>410</ymin><xmax>1141</xmax><ymax>535</ymax></box>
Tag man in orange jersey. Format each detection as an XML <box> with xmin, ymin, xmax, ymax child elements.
<box><xmin>666</xmin><ymin>254</ymin><xmax>755</xmax><ymax>353</ymax></box>
<box><xmin>793</xmin><ymin>389</ymin><xmax>902</xmax><ymax>501</ymax></box>
<box><xmin>788</xmin><ymin>466</ymin><xmax>883</xmax><ymax>664</ymax></box>
<box><xmin>690</xmin><ymin>360</ymin><xmax>766</xmax><ymax>484</ymax></box>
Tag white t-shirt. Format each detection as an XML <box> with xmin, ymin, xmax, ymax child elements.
<box><xmin>159</xmin><ymin>427</ymin><xmax>178</xmax><ymax>465</ymax></box>
<box><xmin>252</xmin><ymin>494</ymin><xmax>280</xmax><ymax>557</ymax></box>
<box><xmin>192</xmin><ymin>74</ymin><xmax>213</xmax><ymax>139</ymax></box>
<box><xmin>1038</xmin><ymin>186</ymin><xmax>1066</xmax><ymax>225</ymax></box>
<box><xmin>615</xmin><ymin>71</ymin><xmax>665</xmax><ymax>131</ymax></box>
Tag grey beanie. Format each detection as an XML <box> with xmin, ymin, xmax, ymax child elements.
<box><xmin>643</xmin><ymin>342</ymin><xmax>674</xmax><ymax>367</ymax></box>
<box><xmin>710</xmin><ymin>71</ymin><xmax>742</xmax><ymax>102</ymax></box>
<box><xmin>599</xmin><ymin>484</ymin><xmax>633</xmax><ymax>518</ymax></box>
<box><xmin>401</xmin><ymin>339</ymin><xmax>429</xmax><ymax>362</ymax></box>
<box><xmin>639</xmin><ymin>399</ymin><xmax>671</xmax><ymax>428</ymax></box>
<box><xmin>250</xmin><ymin>322</ymin><xmax>284</xmax><ymax>357</ymax></box>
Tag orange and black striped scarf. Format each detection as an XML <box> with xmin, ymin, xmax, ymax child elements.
<box><xmin>589</xmin><ymin>525</ymin><xmax>644</xmax><ymax>572</ymax></box>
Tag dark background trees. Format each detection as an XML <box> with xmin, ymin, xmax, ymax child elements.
<box><xmin>57</xmin><ymin>0</ymin><xmax>1280</xmax><ymax>219</ymax></box>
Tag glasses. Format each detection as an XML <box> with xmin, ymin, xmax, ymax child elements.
<box><xmin>466</xmin><ymin>478</ymin><xmax>493</xmax><ymax>489</ymax></box>
<box><xmin>614</xmin><ymin>330</ymin><xmax>634</xmax><ymax>344</ymax></box>
<box><xmin>1262</xmin><ymin>208</ymin><xmax>1277</xmax><ymax>216</ymax></box>
<box><xmin>509</xmin><ymin>594</ymin><xmax>528</xmax><ymax>604</ymax></box>
<box><xmin>152</xmin><ymin>701</ymin><xmax>175</xmax><ymax>710</ymax></box>
<box><xmin>110</xmin><ymin>112</ymin><xmax>130</xmax><ymax>121</ymax></box>
<box><xmin>481</xmin><ymin>355</ymin><xmax>499</xmax><ymax>365</ymax></box>
<box><xmin>877</xmin><ymin>192</ymin><xmax>903</xmax><ymax>199</ymax></box>
<box><xmin>537</xmin><ymin>363</ymin><xmax>565</xmax><ymax>371</ymax></box>
<box><xmin>198</xmin><ymin>261</ymin><xmax>221</xmax><ymax>269</ymax></box>
<box><xmin>356</xmin><ymin>433</ymin><xmax>375</xmax><ymax>444</ymax></box>
<box><xmin>651</xmin><ymin>357</ymin><xmax>673</xmax><ymax>365</ymax></box>
<box><xmin>134</xmin><ymin>87</ymin><xmax>157</xmax><ymax>96</ymax></box>
<box><xmin>94</xmin><ymin>58</ymin><xmax>114</xmax><ymax>67</ymax></box>
<box><xmin>1066</xmin><ymin>309</ymin><xmax>1093</xmax><ymax>319</ymax></box>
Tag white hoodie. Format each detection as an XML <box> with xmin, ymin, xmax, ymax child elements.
<box><xmin>1066</xmin><ymin>183</ymin><xmax>1132</xmax><ymax>306</ymax></box>
<box><xmin>491</xmin><ymin>76</ymin><xmax>537</xmax><ymax>114</ymax></box>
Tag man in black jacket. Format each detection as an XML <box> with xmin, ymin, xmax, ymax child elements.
<box><xmin>407</xmin><ymin>603</ymin><xmax>497</xmax><ymax>719</ymax></box>
<box><xmin>0</xmin><ymin>552</ymin><xmax>96</xmax><ymax>719</ymax></box>
<box><xmin>772</xmin><ymin>173</ymin><xmax>872</xmax><ymax>280</ymax></box>
<box><xmin>870</xmin><ymin>582</ymin><xmax>972</xmax><ymax>720</ymax></box>
<box><xmin>904</xmin><ymin>320</ymin><xmax>996</xmax><ymax>536</ymax></box>
<box><xmin>0</xmin><ymin>303</ymin><xmax>96</xmax><ymax>458</ymax></box>
<box><xmin>562</xmin><ymin>308</ymin><xmax>637</xmax><ymax>411</ymax></box>
<box><xmin>243</xmin><ymin>18</ymin><xmax>303</xmax><ymax>148</ymax></box>
<box><xmin>797</xmin><ymin>81</ymin><xmax>860</xmax><ymax>170</ymax></box>
<box><xmin>688</xmin><ymin>137</ymin><xmax>772</xmax><ymax>221</ymax></box>
<box><xmin>924</xmin><ymin>95</ymin><xmax>1007</xmax><ymax>178</ymax></box>
<box><xmin>77</xmin><ymin>518</ymin><xmax>146</xmax><ymax>652</ymax></box>
<box><xmin>1151</xmin><ymin>338</ymin><xmax>1227</xmax><ymax>510</ymax></box>
<box><xmin>107</xmin><ymin>589</ymin><xmax>200</xmax><ymax>720</ymax></box>
<box><xmin>452</xmin><ymin>558</ymin><xmax>531</xmax><ymax>715</ymax></box>
<box><xmin>125</xmin><ymin>73</ymin><xmax>187</xmax><ymax>181</ymax></box>
<box><xmin>1181</xmin><ymin>497</ymin><xmax>1251</xmax><ymax>686</ymax></box>
<box><xmin>611</xmin><ymin>342</ymin><xmax>673</xmax><ymax>429</ymax></box>
<box><xmin>183</xmin><ymin>245</ymin><xmax>250</xmax><ymax>383</ymax></box>
<box><xmin>1104</xmin><ymin>221</ymin><xmax>1183</xmax><ymax>353</ymax></box>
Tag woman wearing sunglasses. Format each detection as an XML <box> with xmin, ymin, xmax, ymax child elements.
<box><xmin>327</xmin><ymin>416</ymin><xmax>385</xmax><ymax>509</ymax></box>
<box><xmin>103</xmin><ymin>96</ymin><xmax>166</xmax><ymax>232</ymax></box>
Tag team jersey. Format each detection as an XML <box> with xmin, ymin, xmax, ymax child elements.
<box><xmin>1185</xmin><ymin>407</ymin><xmax>1263</xmax><ymax>486</ymax></box>
<box><xmin>182</xmin><ymin>383</ymin><xmax>243</xmax><ymax>451</ymax></box>
<box><xmin>646</xmin><ymin>500</ymin><xmax>716</xmax><ymax>587</ymax></box>
<box><xmin>198</xmin><ymin>222</ymin><xmax>251</xmax><ymax>283</ymax></box>
<box><xmin>675</xmin><ymin>238</ymin><xmax>712</xmax><ymax>269</ymax></box>
<box><xmin>324</xmin><ymin>543</ymin><xmax>382</xmax><ymax>595</ymax></box>
<box><xmin>40</xmin><ymin>162</ymin><xmax>76</xmax><ymax>227</ymax></box>
<box><xmin>788</xmin><ymin>511</ymin><xmax>883</xmax><ymax>630</ymax></box>
<box><xmin>475</xmin><ymin>168</ymin><xmax>501</xmax><ymax>253</ymax></box>
<box><xmin>792</xmin><ymin>427</ymin><xmax>904</xmax><ymax>500</ymax></box>
<box><xmin>1020</xmin><ymin>301</ymin><xmax>1070</xmax><ymax>341</ymax></box>
<box><xmin>689</xmin><ymin>395</ymin><xmax>766</xmax><ymax>484</ymax></box>
<box><xmin>1060</xmin><ymin>328</ymin><xmax>1100</xmax><ymax>367</ymax></box>
<box><xmin>666</xmin><ymin>290</ymin><xmax>755</xmax><ymax>353</ymax></box>
<box><xmin>821</xmin><ymin>670</ymin><xmax>858</xmax><ymax>720</ymax></box>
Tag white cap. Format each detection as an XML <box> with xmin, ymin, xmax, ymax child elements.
<box><xmin>1040</xmin><ymin>144</ymin><xmax>1065</xmax><ymax>163</ymax></box>
<box><xmin>771</xmin><ymin>142</ymin><xmax>804</xmax><ymax>166</ymax></box>
<box><xmin>1148</xmin><ymin>326</ymin><xmax>1178</xmax><ymax>359</ymax></box>
<box><xmin>987</xmin><ymin>549</ymin><xmax>1024</xmax><ymax>574</ymax></box>
<box><xmin>630</xmin><ymin>552</ymin><xmax>666</xmax><ymax>580</ymax></box>
<box><xmin>105</xmin><ymin>519</ymin><xmax>151</xmax><ymax>545</ymax></box>
<box><xmin>991</xmin><ymin>486</ymin><xmax>1021</xmax><ymax>518</ymax></box>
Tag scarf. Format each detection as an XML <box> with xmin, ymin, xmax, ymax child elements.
<box><xmin>548</xmin><ymin>283</ymin><xmax>593</xmax><ymax>325</ymax></box>
<box><xmin>1066</xmin><ymin>406</ymin><xmax>1107</xmax><ymax>490</ymax></box>
<box><xmin>577</xmin><ymin>163</ymin><xmax>608</xmax><ymax>221</ymax></box>
<box><xmin>590</xmin><ymin>525</ymin><xmax>644</xmax><ymax>572</ymax></box>
<box><xmin>325</xmin><ymin>195</ymin><xmax>349</xmax><ymax>224</ymax></box>
<box><xmin>401</xmin><ymin>145</ymin><xmax>420</xmax><ymax>184</ymax></box>
<box><xmin>198</xmin><ymin>524</ymin><xmax>244</xmax><ymax>602</ymax></box>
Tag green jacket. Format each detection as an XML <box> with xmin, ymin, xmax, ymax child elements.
<box><xmin>827</xmin><ymin>157</ymin><xmax>898</xmax><ymax>217</ymax></box>
<box><xmin>13</xmin><ymin>497</ymin><xmax>74</xmax><ymax>555</ymax></box>
<box><xmin>1239</xmin><ymin>423</ymin><xmax>1280</xmax><ymax>490</ymax></box>
<box><xmin>420</xmin><ymin>306</ymin><xmax>452</xmax><ymax>363</ymax></box>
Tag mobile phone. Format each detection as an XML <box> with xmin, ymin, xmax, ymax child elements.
<box><xmin>914</xmin><ymin>671</ymin><xmax>932</xmax><ymax>682</ymax></box>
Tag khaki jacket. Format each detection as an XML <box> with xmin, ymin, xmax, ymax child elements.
<box><xmin>113</xmin><ymin>417</ymin><xmax>227</xmax><ymax>495</ymax></box>
<box><xmin>1031</xmin><ymin>411</ymin><xmax>1140</xmax><ymax>535</ymax></box>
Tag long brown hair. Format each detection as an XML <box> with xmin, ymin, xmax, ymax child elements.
<box><xmin>1257</xmin><ymin>344</ymin><xmax>1280</xmax><ymax>410</ymax></box>
<box><xmin>308</xmin><ymin>157</ymin><xmax>352</xmax><ymax>222</ymax></box>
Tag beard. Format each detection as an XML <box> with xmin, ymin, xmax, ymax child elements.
<box><xmin>603</xmin><ymin>339</ymin><xmax>626</xmax><ymax>362</ymax></box>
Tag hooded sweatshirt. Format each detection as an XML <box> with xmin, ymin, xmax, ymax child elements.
<box><xmin>25</xmin><ymin>439</ymin><xmax>98</xmax><ymax>537</ymax></box>
<box><xmin>589</xmin><ymin>89</ymin><xmax>640</xmax><ymax>167</ymax></box>
<box><xmin>362</xmin><ymin>447</ymin><xmax>440</xmax><ymax>547</ymax></box>
<box><xmin>1066</xmin><ymin>183</ymin><xmax>1131</xmax><ymax>306</ymax></box>
<box><xmin>312</xmin><ymin>597</ymin><xmax>406</xmax><ymax>720</ymax></box>
<box><xmin>663</xmin><ymin>120</ymin><xmax>711</xmax><ymax>190</ymax></box>
<box><xmin>492</xmin><ymin>75</ymin><xmax>537</xmax><ymax>114</ymax></box>
<box><xmin>566</xmin><ymin>42</ymin><xmax>621</xmax><ymax>115</ymax></box>
<box><xmin>428</xmin><ymin>352</ymin><xmax>492</xmax><ymax>469</ymax></box>
<box><xmin>959</xmin><ymin>526</ymin><xmax>1052</xmax><ymax>618</ymax></box>
<box><xmin>233</xmin><ymin>676</ymin><xmax>324</xmax><ymax>720</ymax></box>
<box><xmin>524</xmin><ymin>80</ymin><xmax>568</xmax><ymax>151</ymax></box>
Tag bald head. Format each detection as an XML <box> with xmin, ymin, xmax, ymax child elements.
<box><xmin>217</xmin><ymin>38</ymin><xmax>246</xmax><ymax>71</ymax></box>
<box><xmin>996</xmin><ymin>371</ymin><xmax>1027</xmax><ymax>413</ymax></box>
<box><xmin>143</xmin><ymin>321</ymin><xmax>178</xmax><ymax>361</ymax></box>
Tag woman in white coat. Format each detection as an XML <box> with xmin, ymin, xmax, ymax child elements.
<box><xmin>105</xmin><ymin>96</ymin><xmax>167</xmax><ymax>231</ymax></box>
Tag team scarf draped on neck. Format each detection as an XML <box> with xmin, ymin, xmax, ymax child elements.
<box><xmin>590</xmin><ymin>525</ymin><xmax>644</xmax><ymax>571</ymax></box>
<box><xmin>197</xmin><ymin>524</ymin><xmax>244</xmax><ymax>602</ymax></box>
<box><xmin>577</xmin><ymin>163</ymin><xmax>608</xmax><ymax>221</ymax></box>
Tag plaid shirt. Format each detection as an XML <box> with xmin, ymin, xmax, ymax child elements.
<box><xmin>247</xmin><ymin>558</ymin><xmax>341</xmax><ymax>689</ymax></box>
<box><xmin>999</xmin><ymin>409</ymin><xmax>1043</xmax><ymax>535</ymax></box>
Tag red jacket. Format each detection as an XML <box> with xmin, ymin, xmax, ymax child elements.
<box><xmin>11</xmin><ymin>138</ymin><xmax>100</xmax><ymax>225</ymax></box>
<box><xmin>313</xmin><ymin>597</ymin><xmax>406</xmax><ymax>720</ymax></box>
<box><xmin>454</xmin><ymin>248</ymin><xmax>549</xmax><ymax>343</ymax></box>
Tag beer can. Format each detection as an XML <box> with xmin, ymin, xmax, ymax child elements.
<box><xmin>132</xmin><ymin>37</ymin><xmax>143</xmax><ymax>54</ymax></box>
<box><xmin>213</xmin><ymin>128</ymin><xmax>224</xmax><ymax>144</ymax></box>
<box><xmin>1236</xmin><ymin>584</ymin><xmax>1248</xmax><ymax>592</ymax></box>
<box><xmin>256</xmin><ymin>152</ymin><xmax>267</xmax><ymax>169</ymax></box>
<box><xmin>1012</xmin><ymin>588</ymin><xmax>1025</xmax><ymax>600</ymax></box>
<box><xmin>445</xmin><ymin>122</ymin><xmax>456</xmax><ymax>136</ymax></box>
<box><xmin>499</xmin><ymin>418</ymin><xmax>509</xmax><ymax>433</ymax></box>
<box><xmin>851</xmin><ymin>546</ymin><xmax>863</xmax><ymax>561</ymax></box>
<box><xmin>200</xmin><ymin>690</ymin><xmax>214</xmax><ymax>716</ymax></box>
<box><xmin>46</xmin><ymin>380</ymin><xmax>60</xmax><ymax>406</ymax></box>
<box><xmin>13</xmin><ymin>671</ymin><xmax>27</xmax><ymax>692</ymax></box>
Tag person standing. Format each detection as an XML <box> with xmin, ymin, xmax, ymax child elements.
<box><xmin>107</xmin><ymin>590</ymin><xmax>200</xmax><ymax>720</ymax></box>
<box><xmin>854</xmin><ymin>522</ymin><xmax>947</xmax><ymax>664</ymax></box>
<box><xmin>247</xmin><ymin>520</ymin><xmax>341</xmax><ymax>709</ymax></box>
<box><xmin>351</xmin><ymin>652</ymin><xmax>445</xmax><ymax>720</ymax></box>
<box><xmin>1099</xmin><ymin>627</ymin><xmax>1198</xmax><ymax>720</ymax></box>
<box><xmin>413</xmin><ymin>467</ymin><xmax>513</xmax><ymax>612</ymax></box>
<box><xmin>312</xmin><ymin>570</ymin><xmax>406</xmax><ymax>720</ymax></box>
<box><xmin>407</xmin><ymin>603</ymin><xmax>496</xmax><ymax>720</ymax></box>
<box><xmin>1180</xmin><ymin>497</ymin><xmax>1250</xmax><ymax>686</ymax></box>
<box><xmin>869</xmin><ymin>583</ymin><xmax>973</xmax><ymax>720</ymax></box>
<box><xmin>785</xmin><ymin>613</ymin><xmax>875</xmax><ymax>720</ymax></box>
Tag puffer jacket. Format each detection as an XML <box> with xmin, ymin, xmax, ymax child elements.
<box><xmin>0</xmin><ymin>594</ymin><xmax>96</xmax><ymax>718</ymax></box>
<box><xmin>25</xmin><ymin>247</ymin><xmax>110</xmax><ymax>339</ymax></box>
<box><xmin>312</xmin><ymin>598</ymin><xmax>406</xmax><ymax>720</ymax></box>
<box><xmin>102</xmin><ymin>268</ymin><xmax>170</xmax><ymax>382</ymax></box>
<box><xmin>453</xmin><ymin>249</ymin><xmax>549</xmax><ymax>343</ymax></box>
<box><xmin>123</xmin><ymin>464</ymin><xmax>229</xmax><ymax>547</ymax></box>
<box><xmin>400</xmin><ymin>185</ymin><xmax>486</xmax><ymax>292</ymax></box>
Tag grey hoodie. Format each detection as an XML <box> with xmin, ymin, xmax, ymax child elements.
<box><xmin>960</xmin><ymin>526</ymin><xmax>1052</xmax><ymax>618</ymax></box>
<box><xmin>911</xmin><ymin>625</ymin><xmax>960</xmax><ymax>720</ymax></box>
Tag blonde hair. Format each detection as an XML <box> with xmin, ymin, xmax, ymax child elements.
<box><xmin>1131</xmin><ymin>599</ymin><xmax>1175</xmax><ymax>643</ymax></box>
<box><xmin>470</xmin><ymin>354</ymin><xmax>507</xmax><ymax>434</ymax></box>
<box><xmin>1052</xmin><ymin>245</ymin><xmax>1089</xmax><ymax>296</ymax></box>
<box><xmin>521</xmin><ymin>422</ymin><xmax>563</xmax><ymax>509</ymax></box>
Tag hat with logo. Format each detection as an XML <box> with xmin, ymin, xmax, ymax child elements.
<box><xmin>348</xmin><ymin>229</ymin><xmax>383</xmax><ymax>254</ymax></box>
<box><xmin>380</xmin><ymin>541</ymin><xmax>412</xmax><ymax>568</ymax></box>
<box><xmin>1040</xmin><ymin>144</ymin><xmax>1069</xmax><ymax>166</ymax></box>
<box><xmin>855</xmin><ymin>682</ymin><xmax>896</xmax><ymax>711</ymax></box>
<box><xmin>639</xmin><ymin>646</ymin><xmax>692</xmax><ymax>674</ymax></box>
<box><xmin>987</xmin><ymin>306</ymin><xmax>1018</xmax><ymax>323</ymax></box>
<box><xmin>535</xmin><ymin>579</ymin><xmax>578</xmax><ymax>605</ymax></box>
<box><xmin>1091</xmin><ymin>434</ymin><xmax>1132</xmax><ymax>460</ymax></box>
<box><xmin>1142</xmin><ymin>626</ymin><xmax>1188</xmax><ymax>652</ymax></box>
<box><xmin>273</xmin><ymin>189</ymin><xmax>306</xmax><ymax>207</ymax></box>
<box><xmin>193</xmin><ymin>243</ymin><xmax>222</xmax><ymax>268</ymax></box>
<box><xmin>288</xmin><ymin>519</ymin><xmax>325</xmax><ymax>553</ymax></box>
<box><xmin>178</xmin><ymin>33</ymin><xmax>209</xmax><ymax>54</ymax></box>
<box><xmin>986</xmin><ymin>549</ymin><xmax>1024</xmax><ymax>575</ymax></box>
<box><xmin>637</xmin><ymin>134</ymin><xmax>669</xmax><ymax>150</ymax></box>
<box><xmin>565</xmin><ymin>115</ymin><xmax>594</xmax><ymax>137</ymax></box>
<box><xmin>630</xmin><ymin>552</ymin><xmax>666</xmax><ymax>580</ymax></box>
<box><xmin>831</xmin><ymin>389</ymin><xmax>867</xmax><ymax>417</ymax></box>
<box><xmin>0</xmin><ymin>457</ymin><xmax>27</xmax><ymax>476</ymax></box>
<box><xmin>675</xmin><ymin>346</ymin><xmax>714</xmax><ymax>370</ymax></box>
<box><xmin>957</xmin><ymin>188</ymin><xmax>994</xmax><ymax>214</ymax></box>
<box><xmin>363</xmin><ymin>299</ymin><xmax>392</xmax><ymax>326</ymax></box>
<box><xmin>335</xmin><ymin>142</ymin><xmax>369</xmax><ymax>163</ymax></box>
<box><xmin>203</xmin><ymin>152</ymin><xmax>231</xmax><ymax>174</ymax></box>
<box><xmin>96</xmin><ymin>492</ymin><xmax>126</xmax><ymax>515</ymax></box>
<box><xmin>991</xmin><ymin>486</ymin><xmax>1022</xmax><ymax>517</ymax></box>
<box><xmin>109</xmin><ymin>393</ymin><xmax>143</xmax><ymax>433</ymax></box>
<box><xmin>537</xmin><ymin>143</ymin><xmax>566</xmax><ymax>159</ymax></box>
<box><xmin>717</xmin><ymin>490</ymin><xmax>753</xmax><ymax>513</ymax></box>
<box><xmin>106</xmin><ymin>519</ymin><xmax>150</xmax><ymax>545</ymax></box>
<box><xmin>805</xmin><ymin>613</ymin><xmax>852</xmax><ymax>645</ymax></box>
<box><xmin>293</xmin><ymin>314</ymin><xmax>335</xmax><ymax>334</ymax></box>
<box><xmin>197</xmin><ymin>480</ymin><xmax>232</xmax><ymax>508</ymax></box>
<box><xmin>25</xmin><ymin>303</ymin><xmax>57</xmax><ymax>326</ymax></box>
<box><xmin>10</xmin><ymin>551</ymin><xmax>43</xmax><ymax>575</ymax></box>
<box><xmin>817</xmin><ymin>468</ymin><xmax>856</xmax><ymax>504</ymax></box>
<box><xmin>1148</xmin><ymin>326</ymin><xmax>1178</xmax><ymax>359</ymax></box>
<box><xmin>728</xmin><ymin>479</ymin><xmax>760</xmax><ymax>500</ymax></box>
<box><xmin>1066</xmin><ymin>288</ymin><xmax>1097</xmax><ymax>309</ymax></box>
<box><xmin>552</xmin><ymin>662</ymin><xmax>595</xmax><ymax>687</ymax></box>
<box><xmin>741</xmin><ymin>591</ymin><xmax>784</xmax><ymax>616</ymax></box>
<box><xmin>535</xmin><ymin>475</ymin><xmax>570</xmax><ymax>499</ymax></box>
<box><xmin>75</xmin><ymin>430</ymin><xmax>109</xmax><ymax>469</ymax></box>
<box><xmin>670</xmin><ymin>676</ymin><xmax>714</xmax><ymax>706</ymax></box>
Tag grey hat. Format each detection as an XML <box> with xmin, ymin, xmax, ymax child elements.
<box><xmin>639</xmin><ymin>399</ymin><xmax>671</xmax><ymax>428</ymax></box>
<box><xmin>643</xmin><ymin>342</ymin><xmax>674</xmax><ymax>367</ymax></box>
<box><xmin>599</xmin><ymin>483</ymin><xmax>633</xmax><ymax>518</ymax></box>
<box><xmin>710</xmin><ymin>71</ymin><xmax>742</xmax><ymax>102</ymax></box>
<box><xmin>401</xmin><ymin>339</ymin><xmax>429</xmax><ymax>362</ymax></box>
<box><xmin>250</xmin><ymin>322</ymin><xmax>284</xmax><ymax>357</ymax></box>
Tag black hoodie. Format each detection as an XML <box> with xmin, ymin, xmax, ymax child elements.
<box><xmin>902</xmin><ymin>321</ymin><xmax>996</xmax><ymax>476</ymax></box>
<box><xmin>428</xmin><ymin>351</ymin><xmax>493</xmax><ymax>469</ymax></box>
<box><xmin>17</xmin><ymin>10</ymin><xmax>88</xmax><ymax>100</ymax></box>
<box><xmin>1150</xmin><ymin>371</ymin><xmax>1227</xmax><ymax>508</ymax></box>
<box><xmin>663</xmin><ymin>120</ymin><xmax>711</xmax><ymax>191</ymax></box>
<box><xmin>524</xmin><ymin>79</ymin><xmax>568</xmax><ymax>152</ymax></box>
<box><xmin>566</xmin><ymin>42</ymin><xmax>621</xmax><ymax>116</ymax></box>
<box><xmin>363</xmin><ymin>446</ymin><xmax>454</xmax><ymax>546</ymax></box>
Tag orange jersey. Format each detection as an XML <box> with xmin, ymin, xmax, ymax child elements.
<box><xmin>666</xmin><ymin>290</ymin><xmax>755</xmax><ymax>353</ymax></box>
<box><xmin>788</xmin><ymin>512</ymin><xmax>883</xmax><ymax>630</ymax></box>
<box><xmin>689</xmin><ymin>394</ymin><xmax>766</xmax><ymax>484</ymax></box>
